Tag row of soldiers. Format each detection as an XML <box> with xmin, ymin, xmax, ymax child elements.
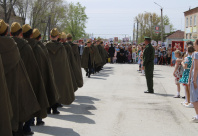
<box><xmin>0</xmin><ymin>19</ymin><xmax>83</xmax><ymax>136</ymax></box>
<box><xmin>81</xmin><ymin>39</ymin><xmax>109</xmax><ymax>78</ymax></box>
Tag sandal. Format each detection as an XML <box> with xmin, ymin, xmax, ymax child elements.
<box><xmin>173</xmin><ymin>95</ymin><xmax>180</xmax><ymax>98</ymax></box>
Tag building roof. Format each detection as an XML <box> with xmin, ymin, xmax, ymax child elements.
<box><xmin>184</xmin><ymin>7</ymin><xmax>198</xmax><ymax>16</ymax></box>
<box><xmin>166</xmin><ymin>30</ymin><xmax>184</xmax><ymax>39</ymax></box>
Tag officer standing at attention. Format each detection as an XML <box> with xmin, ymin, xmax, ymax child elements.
<box><xmin>143</xmin><ymin>37</ymin><xmax>155</xmax><ymax>94</ymax></box>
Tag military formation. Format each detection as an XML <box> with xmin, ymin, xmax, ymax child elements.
<box><xmin>81</xmin><ymin>39</ymin><xmax>109</xmax><ymax>78</ymax></box>
<box><xmin>0</xmin><ymin>19</ymin><xmax>91</xmax><ymax>136</ymax></box>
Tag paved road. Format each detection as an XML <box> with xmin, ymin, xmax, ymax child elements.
<box><xmin>32</xmin><ymin>64</ymin><xmax>198</xmax><ymax>136</ymax></box>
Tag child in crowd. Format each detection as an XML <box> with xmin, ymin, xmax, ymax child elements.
<box><xmin>132</xmin><ymin>46</ymin><xmax>136</xmax><ymax>63</ymax></box>
<box><xmin>140</xmin><ymin>47</ymin><xmax>144</xmax><ymax>75</ymax></box>
<box><xmin>173</xmin><ymin>50</ymin><xmax>183</xmax><ymax>98</ymax></box>
<box><xmin>137</xmin><ymin>45</ymin><xmax>142</xmax><ymax>71</ymax></box>
<box><xmin>113</xmin><ymin>48</ymin><xmax>117</xmax><ymax>63</ymax></box>
<box><xmin>180</xmin><ymin>46</ymin><xmax>194</xmax><ymax>107</ymax></box>
<box><xmin>154</xmin><ymin>47</ymin><xmax>158</xmax><ymax>65</ymax></box>
<box><xmin>128</xmin><ymin>51</ymin><xmax>132</xmax><ymax>63</ymax></box>
<box><xmin>158</xmin><ymin>48</ymin><xmax>164</xmax><ymax>65</ymax></box>
<box><xmin>188</xmin><ymin>40</ymin><xmax>198</xmax><ymax>123</ymax></box>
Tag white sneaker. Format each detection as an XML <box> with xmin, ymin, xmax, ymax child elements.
<box><xmin>186</xmin><ymin>103</ymin><xmax>194</xmax><ymax>108</ymax></box>
<box><xmin>181</xmin><ymin>101</ymin><xmax>187</xmax><ymax>105</ymax></box>
<box><xmin>191</xmin><ymin>117</ymin><xmax>198</xmax><ymax>123</ymax></box>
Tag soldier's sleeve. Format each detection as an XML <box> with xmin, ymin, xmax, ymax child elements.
<box><xmin>143</xmin><ymin>47</ymin><xmax>149</xmax><ymax>66</ymax></box>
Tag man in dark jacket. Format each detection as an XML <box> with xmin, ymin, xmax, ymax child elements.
<box><xmin>108</xmin><ymin>44</ymin><xmax>115</xmax><ymax>63</ymax></box>
<box><xmin>143</xmin><ymin>37</ymin><xmax>155</xmax><ymax>93</ymax></box>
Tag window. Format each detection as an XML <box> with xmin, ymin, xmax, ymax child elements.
<box><xmin>190</xmin><ymin>16</ymin><xmax>192</xmax><ymax>26</ymax></box>
<box><xmin>190</xmin><ymin>34</ymin><xmax>192</xmax><ymax>39</ymax></box>
<box><xmin>194</xmin><ymin>15</ymin><xmax>197</xmax><ymax>26</ymax></box>
<box><xmin>186</xmin><ymin>17</ymin><xmax>188</xmax><ymax>27</ymax></box>
<box><xmin>186</xmin><ymin>34</ymin><xmax>188</xmax><ymax>39</ymax></box>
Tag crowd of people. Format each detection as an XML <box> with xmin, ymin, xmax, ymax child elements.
<box><xmin>172</xmin><ymin>41</ymin><xmax>198</xmax><ymax>123</ymax></box>
<box><xmin>0</xmin><ymin>19</ymin><xmax>92</xmax><ymax>136</ymax></box>
<box><xmin>136</xmin><ymin>37</ymin><xmax>198</xmax><ymax>123</ymax></box>
<box><xmin>1</xmin><ymin>17</ymin><xmax>198</xmax><ymax>136</ymax></box>
<box><xmin>79</xmin><ymin>42</ymin><xmax>173</xmax><ymax>66</ymax></box>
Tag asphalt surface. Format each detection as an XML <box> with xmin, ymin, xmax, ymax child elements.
<box><xmin>32</xmin><ymin>64</ymin><xmax>198</xmax><ymax>136</ymax></box>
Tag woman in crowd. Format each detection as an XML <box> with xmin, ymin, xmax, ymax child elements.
<box><xmin>167</xmin><ymin>48</ymin><xmax>172</xmax><ymax>65</ymax></box>
<box><xmin>173</xmin><ymin>50</ymin><xmax>183</xmax><ymax>98</ymax></box>
<box><xmin>132</xmin><ymin>46</ymin><xmax>137</xmax><ymax>63</ymax></box>
<box><xmin>119</xmin><ymin>46</ymin><xmax>125</xmax><ymax>63</ymax></box>
<box><xmin>154</xmin><ymin>46</ymin><xmax>158</xmax><ymax>65</ymax></box>
<box><xmin>188</xmin><ymin>40</ymin><xmax>198</xmax><ymax>123</ymax></box>
<box><xmin>180</xmin><ymin>46</ymin><xmax>194</xmax><ymax>107</ymax></box>
<box><xmin>108</xmin><ymin>44</ymin><xmax>115</xmax><ymax>64</ymax></box>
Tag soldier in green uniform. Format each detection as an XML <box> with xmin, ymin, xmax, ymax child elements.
<box><xmin>0</xmin><ymin>20</ymin><xmax>40</xmax><ymax>136</ymax></box>
<box><xmin>143</xmin><ymin>37</ymin><xmax>155</xmax><ymax>93</ymax></box>
<box><xmin>81</xmin><ymin>39</ymin><xmax>94</xmax><ymax>78</ymax></box>
<box><xmin>60</xmin><ymin>32</ymin><xmax>83</xmax><ymax>90</ymax></box>
<box><xmin>45</xmin><ymin>28</ymin><xmax>75</xmax><ymax>109</ymax></box>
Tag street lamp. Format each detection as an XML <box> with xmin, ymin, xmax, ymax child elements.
<box><xmin>144</xmin><ymin>11</ymin><xmax>153</xmax><ymax>39</ymax></box>
<box><xmin>154</xmin><ymin>2</ymin><xmax>163</xmax><ymax>42</ymax></box>
<box><xmin>135</xmin><ymin>17</ymin><xmax>139</xmax><ymax>44</ymax></box>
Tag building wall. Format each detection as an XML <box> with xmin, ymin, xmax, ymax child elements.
<box><xmin>0</xmin><ymin>6</ymin><xmax>25</xmax><ymax>26</ymax></box>
<box><xmin>184</xmin><ymin>8</ymin><xmax>198</xmax><ymax>40</ymax></box>
<box><xmin>165</xmin><ymin>38</ymin><xmax>183</xmax><ymax>47</ymax></box>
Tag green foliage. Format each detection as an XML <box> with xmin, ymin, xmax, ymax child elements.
<box><xmin>135</xmin><ymin>12</ymin><xmax>174</xmax><ymax>43</ymax></box>
<box><xmin>63</xmin><ymin>2</ymin><xmax>88</xmax><ymax>40</ymax></box>
<box><xmin>13</xmin><ymin>0</ymin><xmax>88</xmax><ymax>41</ymax></box>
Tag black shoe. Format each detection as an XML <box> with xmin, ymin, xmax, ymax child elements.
<box><xmin>53</xmin><ymin>110</ymin><xmax>60</xmax><ymax>114</ymax></box>
<box><xmin>182</xmin><ymin>96</ymin><xmax>185</xmax><ymax>99</ymax></box>
<box><xmin>144</xmin><ymin>90</ymin><xmax>154</xmax><ymax>94</ymax></box>
<box><xmin>47</xmin><ymin>108</ymin><xmax>51</xmax><ymax>114</ymax></box>
<box><xmin>30</xmin><ymin>122</ymin><xmax>35</xmax><ymax>126</ymax></box>
<box><xmin>57</xmin><ymin>103</ymin><xmax>63</xmax><ymax>108</ymax></box>
<box><xmin>23</xmin><ymin>131</ymin><xmax>34</xmax><ymax>136</ymax></box>
<box><xmin>36</xmin><ymin>121</ymin><xmax>45</xmax><ymax>126</ymax></box>
<box><xmin>86</xmin><ymin>73</ymin><xmax>88</xmax><ymax>76</ymax></box>
<box><xmin>13</xmin><ymin>131</ymin><xmax>25</xmax><ymax>136</ymax></box>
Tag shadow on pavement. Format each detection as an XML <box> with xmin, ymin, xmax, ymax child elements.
<box><xmin>59</xmin><ymin>104</ymin><xmax>96</xmax><ymax>115</ymax></box>
<box><xmin>154</xmin><ymin>93</ymin><xmax>175</xmax><ymax>97</ymax></box>
<box><xmin>32</xmin><ymin>126</ymin><xmax>80</xmax><ymax>136</ymax></box>
<box><xmin>154</xmin><ymin>69</ymin><xmax>161</xmax><ymax>71</ymax></box>
<box><xmin>75</xmin><ymin>96</ymin><xmax>100</xmax><ymax>104</ymax></box>
<box><xmin>48</xmin><ymin>114</ymin><xmax>95</xmax><ymax>124</ymax></box>
<box><xmin>90</xmin><ymin>77</ymin><xmax>107</xmax><ymax>80</ymax></box>
<box><xmin>103</xmin><ymin>66</ymin><xmax>113</xmax><ymax>69</ymax></box>
<box><xmin>154</xmin><ymin>76</ymin><xmax>165</xmax><ymax>78</ymax></box>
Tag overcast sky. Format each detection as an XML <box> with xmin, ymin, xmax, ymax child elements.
<box><xmin>65</xmin><ymin>0</ymin><xmax>197</xmax><ymax>39</ymax></box>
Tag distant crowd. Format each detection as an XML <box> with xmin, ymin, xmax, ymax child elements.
<box><xmin>78</xmin><ymin>42</ymin><xmax>172</xmax><ymax>65</ymax></box>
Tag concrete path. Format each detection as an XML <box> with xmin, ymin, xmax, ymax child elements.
<box><xmin>32</xmin><ymin>64</ymin><xmax>198</xmax><ymax>136</ymax></box>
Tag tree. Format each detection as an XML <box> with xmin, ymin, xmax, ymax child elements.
<box><xmin>0</xmin><ymin>0</ymin><xmax>17</xmax><ymax>23</ymax></box>
<box><xmin>63</xmin><ymin>2</ymin><xmax>88</xmax><ymax>40</ymax></box>
<box><xmin>14</xmin><ymin>0</ymin><xmax>29</xmax><ymax>24</ymax></box>
<box><xmin>134</xmin><ymin>12</ymin><xmax>174</xmax><ymax>43</ymax></box>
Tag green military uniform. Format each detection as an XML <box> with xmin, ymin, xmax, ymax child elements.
<box><xmin>66</xmin><ymin>34</ymin><xmax>83</xmax><ymax>87</ymax></box>
<box><xmin>46</xmin><ymin>29</ymin><xmax>75</xmax><ymax>105</ymax></box>
<box><xmin>0</xmin><ymin>20</ymin><xmax>40</xmax><ymax>132</ymax></box>
<box><xmin>143</xmin><ymin>37</ymin><xmax>155</xmax><ymax>93</ymax></box>
<box><xmin>0</xmin><ymin>54</ymin><xmax>12</xmax><ymax>136</ymax></box>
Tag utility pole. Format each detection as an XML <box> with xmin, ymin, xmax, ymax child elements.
<box><xmin>150</xmin><ymin>14</ymin><xmax>153</xmax><ymax>39</ymax></box>
<box><xmin>141</xmin><ymin>23</ymin><xmax>143</xmax><ymax>42</ymax></box>
<box><xmin>154</xmin><ymin>2</ymin><xmax>163</xmax><ymax>42</ymax></box>
<box><xmin>133</xmin><ymin>23</ymin><xmax>135</xmax><ymax>43</ymax></box>
<box><xmin>136</xmin><ymin>19</ymin><xmax>139</xmax><ymax>44</ymax></box>
<box><xmin>145</xmin><ymin>11</ymin><xmax>153</xmax><ymax>39</ymax></box>
<box><xmin>161</xmin><ymin>8</ymin><xmax>163</xmax><ymax>42</ymax></box>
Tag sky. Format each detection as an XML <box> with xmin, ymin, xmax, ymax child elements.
<box><xmin>65</xmin><ymin>0</ymin><xmax>198</xmax><ymax>39</ymax></box>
